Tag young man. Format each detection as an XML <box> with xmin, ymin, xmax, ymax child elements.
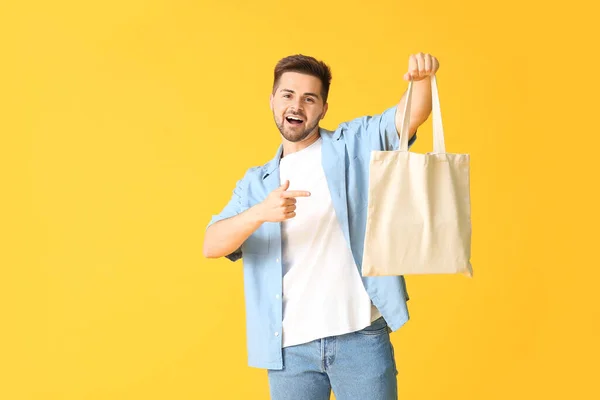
<box><xmin>204</xmin><ymin>53</ymin><xmax>439</xmax><ymax>400</ymax></box>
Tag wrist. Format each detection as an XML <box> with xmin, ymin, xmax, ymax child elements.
<box><xmin>249</xmin><ymin>203</ymin><xmax>266</xmax><ymax>225</ymax></box>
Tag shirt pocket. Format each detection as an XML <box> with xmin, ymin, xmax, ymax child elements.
<box><xmin>242</xmin><ymin>226</ymin><xmax>270</xmax><ymax>255</ymax></box>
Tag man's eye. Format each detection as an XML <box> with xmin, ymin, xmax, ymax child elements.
<box><xmin>283</xmin><ymin>94</ymin><xmax>291</xmax><ymax>98</ymax></box>
<box><xmin>306</xmin><ymin>98</ymin><xmax>314</xmax><ymax>103</ymax></box>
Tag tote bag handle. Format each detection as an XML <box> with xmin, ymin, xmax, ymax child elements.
<box><xmin>399</xmin><ymin>75</ymin><xmax>446</xmax><ymax>153</ymax></box>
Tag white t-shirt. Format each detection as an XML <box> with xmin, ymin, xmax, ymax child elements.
<box><xmin>279</xmin><ymin>136</ymin><xmax>381</xmax><ymax>348</ymax></box>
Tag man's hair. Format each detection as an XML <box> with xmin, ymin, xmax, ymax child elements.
<box><xmin>272</xmin><ymin>54</ymin><xmax>332</xmax><ymax>103</ymax></box>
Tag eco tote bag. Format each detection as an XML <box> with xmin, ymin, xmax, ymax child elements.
<box><xmin>361</xmin><ymin>76</ymin><xmax>473</xmax><ymax>277</ymax></box>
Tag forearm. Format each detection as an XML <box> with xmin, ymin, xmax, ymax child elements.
<box><xmin>395</xmin><ymin>78</ymin><xmax>433</xmax><ymax>137</ymax></box>
<box><xmin>203</xmin><ymin>205</ymin><xmax>264</xmax><ymax>258</ymax></box>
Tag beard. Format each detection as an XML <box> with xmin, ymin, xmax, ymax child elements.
<box><xmin>274</xmin><ymin>114</ymin><xmax>320</xmax><ymax>143</ymax></box>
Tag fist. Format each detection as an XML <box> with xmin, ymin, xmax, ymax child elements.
<box><xmin>403</xmin><ymin>53</ymin><xmax>440</xmax><ymax>81</ymax></box>
<box><xmin>256</xmin><ymin>180</ymin><xmax>310</xmax><ymax>223</ymax></box>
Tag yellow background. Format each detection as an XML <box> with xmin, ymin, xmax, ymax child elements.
<box><xmin>2</xmin><ymin>0</ymin><xmax>599</xmax><ymax>399</ymax></box>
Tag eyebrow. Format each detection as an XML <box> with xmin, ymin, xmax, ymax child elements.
<box><xmin>280</xmin><ymin>88</ymin><xmax>320</xmax><ymax>99</ymax></box>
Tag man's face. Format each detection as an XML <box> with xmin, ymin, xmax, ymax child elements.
<box><xmin>270</xmin><ymin>72</ymin><xmax>328</xmax><ymax>143</ymax></box>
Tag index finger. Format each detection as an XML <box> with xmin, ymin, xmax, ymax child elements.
<box><xmin>281</xmin><ymin>190</ymin><xmax>311</xmax><ymax>198</ymax></box>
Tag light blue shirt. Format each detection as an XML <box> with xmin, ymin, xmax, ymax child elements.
<box><xmin>207</xmin><ymin>105</ymin><xmax>417</xmax><ymax>369</ymax></box>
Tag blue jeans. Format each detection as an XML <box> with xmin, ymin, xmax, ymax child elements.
<box><xmin>267</xmin><ymin>317</ymin><xmax>398</xmax><ymax>400</ymax></box>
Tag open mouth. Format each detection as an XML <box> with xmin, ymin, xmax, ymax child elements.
<box><xmin>285</xmin><ymin>116</ymin><xmax>304</xmax><ymax>126</ymax></box>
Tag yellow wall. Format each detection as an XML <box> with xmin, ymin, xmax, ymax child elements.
<box><xmin>2</xmin><ymin>0</ymin><xmax>599</xmax><ymax>399</ymax></box>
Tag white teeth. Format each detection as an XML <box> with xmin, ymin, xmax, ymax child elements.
<box><xmin>287</xmin><ymin>116</ymin><xmax>303</xmax><ymax>122</ymax></box>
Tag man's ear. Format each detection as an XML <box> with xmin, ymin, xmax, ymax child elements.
<box><xmin>320</xmin><ymin>103</ymin><xmax>329</xmax><ymax>120</ymax></box>
<box><xmin>269</xmin><ymin>93</ymin><xmax>274</xmax><ymax>111</ymax></box>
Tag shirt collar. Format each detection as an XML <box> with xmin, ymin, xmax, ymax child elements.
<box><xmin>262</xmin><ymin>144</ymin><xmax>283</xmax><ymax>180</ymax></box>
<box><xmin>261</xmin><ymin>127</ymin><xmax>340</xmax><ymax>180</ymax></box>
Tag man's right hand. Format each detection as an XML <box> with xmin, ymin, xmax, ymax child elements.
<box><xmin>255</xmin><ymin>180</ymin><xmax>311</xmax><ymax>223</ymax></box>
<box><xmin>204</xmin><ymin>180</ymin><xmax>310</xmax><ymax>258</ymax></box>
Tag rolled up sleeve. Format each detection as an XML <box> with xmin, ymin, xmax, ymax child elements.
<box><xmin>367</xmin><ymin>105</ymin><xmax>417</xmax><ymax>151</ymax></box>
<box><xmin>343</xmin><ymin>105</ymin><xmax>417</xmax><ymax>152</ymax></box>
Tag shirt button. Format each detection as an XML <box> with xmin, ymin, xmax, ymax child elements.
<box><xmin>276</xmin><ymin>258</ymin><xmax>280</xmax><ymax>263</ymax></box>
<box><xmin>275</xmin><ymin>294</ymin><xmax>280</xmax><ymax>299</ymax></box>
<box><xmin>274</xmin><ymin>331</ymin><xmax>279</xmax><ymax>337</ymax></box>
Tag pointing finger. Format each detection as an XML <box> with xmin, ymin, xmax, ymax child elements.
<box><xmin>281</xmin><ymin>190</ymin><xmax>311</xmax><ymax>198</ymax></box>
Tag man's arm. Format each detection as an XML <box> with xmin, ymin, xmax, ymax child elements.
<box><xmin>203</xmin><ymin>180</ymin><xmax>309</xmax><ymax>259</ymax></box>
<box><xmin>395</xmin><ymin>77</ymin><xmax>432</xmax><ymax>140</ymax></box>
<box><xmin>395</xmin><ymin>52</ymin><xmax>440</xmax><ymax>140</ymax></box>
<box><xmin>203</xmin><ymin>206</ymin><xmax>264</xmax><ymax>259</ymax></box>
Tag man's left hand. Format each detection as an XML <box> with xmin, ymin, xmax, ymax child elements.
<box><xmin>403</xmin><ymin>53</ymin><xmax>440</xmax><ymax>81</ymax></box>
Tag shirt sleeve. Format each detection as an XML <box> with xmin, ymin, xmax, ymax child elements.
<box><xmin>205</xmin><ymin>173</ymin><xmax>249</xmax><ymax>262</ymax></box>
<box><xmin>347</xmin><ymin>105</ymin><xmax>417</xmax><ymax>151</ymax></box>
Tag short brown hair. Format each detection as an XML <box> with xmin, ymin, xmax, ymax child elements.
<box><xmin>272</xmin><ymin>54</ymin><xmax>332</xmax><ymax>103</ymax></box>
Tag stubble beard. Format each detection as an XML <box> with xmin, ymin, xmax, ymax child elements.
<box><xmin>275</xmin><ymin>115</ymin><xmax>320</xmax><ymax>143</ymax></box>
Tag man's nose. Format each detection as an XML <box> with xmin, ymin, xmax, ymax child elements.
<box><xmin>291</xmin><ymin>99</ymin><xmax>303</xmax><ymax>112</ymax></box>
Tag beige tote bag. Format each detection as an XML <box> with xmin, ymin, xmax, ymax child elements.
<box><xmin>361</xmin><ymin>76</ymin><xmax>473</xmax><ymax>277</ymax></box>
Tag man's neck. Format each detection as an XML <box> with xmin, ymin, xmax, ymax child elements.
<box><xmin>282</xmin><ymin>129</ymin><xmax>321</xmax><ymax>158</ymax></box>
